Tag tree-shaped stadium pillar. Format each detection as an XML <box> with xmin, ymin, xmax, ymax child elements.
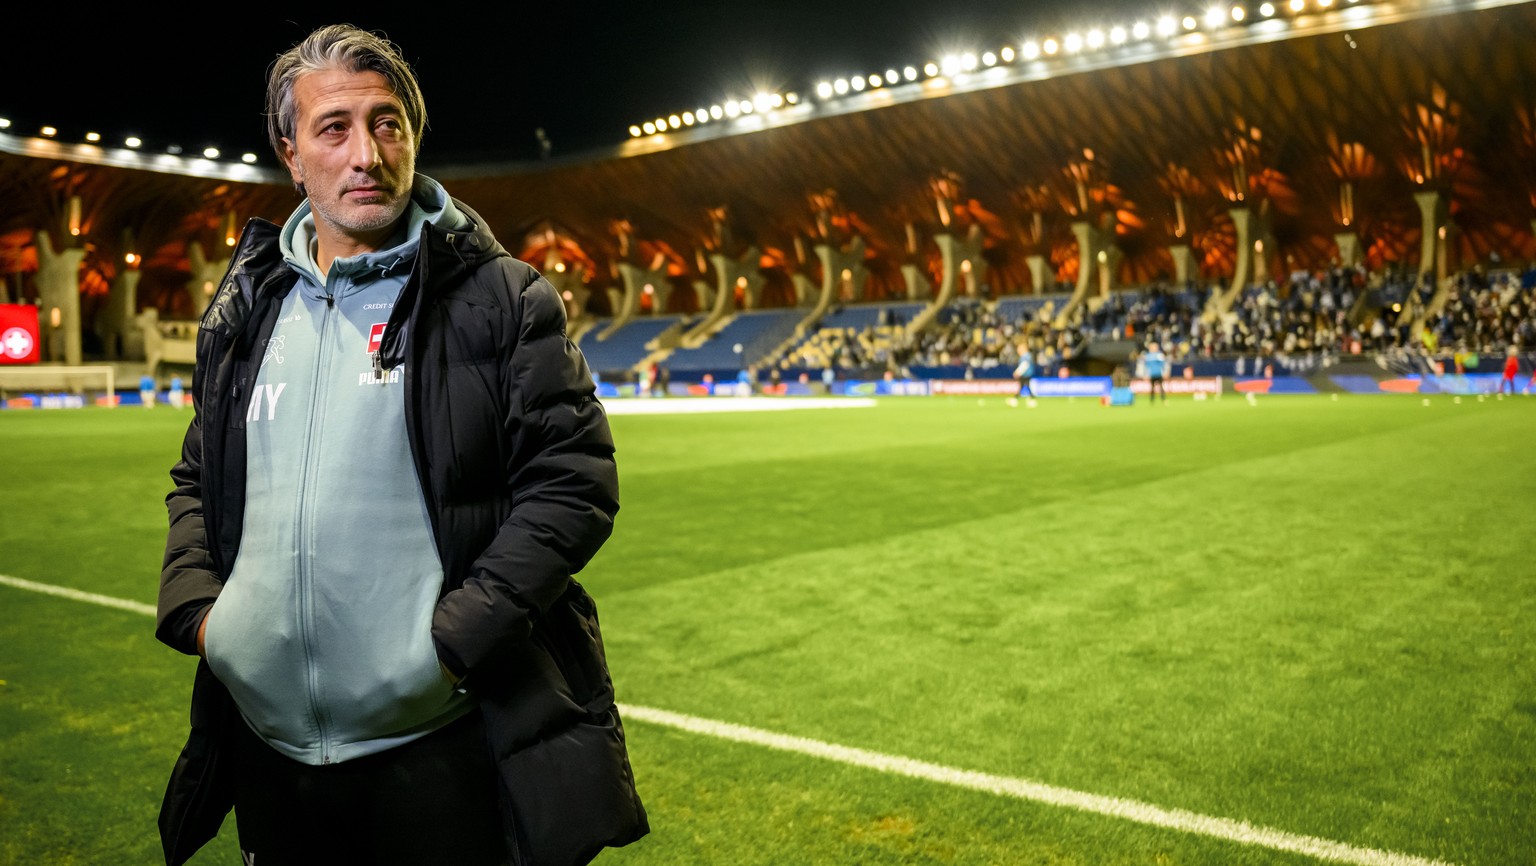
<box><xmin>1333</xmin><ymin>232</ymin><xmax>1363</xmax><ymax>269</ymax></box>
<box><xmin>907</xmin><ymin>225</ymin><xmax>984</xmax><ymax>334</ymax></box>
<box><xmin>35</xmin><ymin>230</ymin><xmax>85</xmax><ymax>366</ymax></box>
<box><xmin>1168</xmin><ymin>245</ymin><xmax>1197</xmax><ymax>287</ymax></box>
<box><xmin>679</xmin><ymin>248</ymin><xmax>762</xmax><ymax>346</ymax></box>
<box><xmin>1052</xmin><ymin>220</ymin><xmax>1115</xmax><ymax>328</ymax></box>
<box><xmin>186</xmin><ymin>241</ymin><xmax>231</xmax><ymax>321</ymax></box>
<box><xmin>1414</xmin><ymin>190</ymin><xmax>1449</xmax><ymax>289</ymax></box>
<box><xmin>1206</xmin><ymin>206</ymin><xmax>1274</xmax><ymax>321</ymax></box>
<box><xmin>604</xmin><ymin>259</ymin><xmax>665</xmax><ymax>339</ymax></box>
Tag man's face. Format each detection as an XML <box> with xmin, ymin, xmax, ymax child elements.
<box><xmin>281</xmin><ymin>68</ymin><xmax>416</xmax><ymax>257</ymax></box>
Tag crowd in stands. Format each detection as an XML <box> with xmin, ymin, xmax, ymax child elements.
<box><xmin>765</xmin><ymin>262</ymin><xmax>1536</xmax><ymax>379</ymax></box>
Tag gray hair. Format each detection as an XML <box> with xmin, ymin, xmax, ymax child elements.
<box><xmin>264</xmin><ymin>24</ymin><xmax>428</xmax><ymax>164</ymax></box>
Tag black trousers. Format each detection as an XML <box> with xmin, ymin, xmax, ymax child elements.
<box><xmin>231</xmin><ymin>711</ymin><xmax>510</xmax><ymax>866</ymax></box>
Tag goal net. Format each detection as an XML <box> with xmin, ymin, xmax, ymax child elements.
<box><xmin>0</xmin><ymin>365</ymin><xmax>119</xmax><ymax>408</ymax></box>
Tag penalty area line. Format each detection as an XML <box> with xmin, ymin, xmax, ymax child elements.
<box><xmin>0</xmin><ymin>573</ymin><xmax>1457</xmax><ymax>866</ymax></box>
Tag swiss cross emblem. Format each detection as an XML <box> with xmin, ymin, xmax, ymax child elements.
<box><xmin>367</xmin><ymin>323</ymin><xmax>387</xmax><ymax>354</ymax></box>
<box><xmin>2</xmin><ymin>327</ymin><xmax>35</xmax><ymax>360</ymax></box>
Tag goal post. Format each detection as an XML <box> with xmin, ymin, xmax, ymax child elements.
<box><xmin>0</xmin><ymin>365</ymin><xmax>118</xmax><ymax>407</ymax></box>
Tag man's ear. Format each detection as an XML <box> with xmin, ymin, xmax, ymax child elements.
<box><xmin>280</xmin><ymin>138</ymin><xmax>303</xmax><ymax>187</ymax></box>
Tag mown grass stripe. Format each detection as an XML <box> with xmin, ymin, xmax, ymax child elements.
<box><xmin>0</xmin><ymin>572</ymin><xmax>1459</xmax><ymax>866</ymax></box>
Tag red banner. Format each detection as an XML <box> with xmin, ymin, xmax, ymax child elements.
<box><xmin>0</xmin><ymin>305</ymin><xmax>41</xmax><ymax>364</ymax></box>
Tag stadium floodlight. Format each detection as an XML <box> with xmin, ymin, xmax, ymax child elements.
<box><xmin>166</xmin><ymin>144</ymin><xmax>183</xmax><ymax>154</ymax></box>
<box><xmin>682</xmin><ymin>113</ymin><xmax>696</xmax><ymax>126</ymax></box>
<box><xmin>241</xmin><ymin>153</ymin><xmax>258</xmax><ymax>164</ymax></box>
<box><xmin>125</xmin><ymin>136</ymin><xmax>141</xmax><ymax>148</ymax></box>
<box><xmin>923</xmin><ymin>62</ymin><xmax>939</xmax><ymax>76</ymax></box>
<box><xmin>203</xmin><ymin>147</ymin><xmax>220</xmax><ymax>159</ymax></box>
<box><xmin>1157</xmin><ymin>16</ymin><xmax>1178</xmax><ymax>35</ymax></box>
<box><xmin>1133</xmin><ymin>21</ymin><xmax>1151</xmax><ymax>38</ymax></box>
<box><xmin>696</xmin><ymin>108</ymin><xmax>710</xmax><ymax>122</ymax></box>
<box><xmin>1110</xmin><ymin>26</ymin><xmax>1128</xmax><ymax>44</ymax></box>
<box><xmin>725</xmin><ymin>101</ymin><xmax>741</xmax><ymax>117</ymax></box>
<box><xmin>1318</xmin><ymin>0</ymin><xmax>1333</xmax><ymax>6</ymax></box>
<box><xmin>785</xmin><ymin>92</ymin><xmax>798</xmax><ymax>104</ymax></box>
<box><xmin>961</xmin><ymin>52</ymin><xmax>979</xmax><ymax>70</ymax></box>
<box><xmin>850</xmin><ymin>76</ymin><xmax>866</xmax><ymax>91</ymax></box>
<box><xmin>834</xmin><ymin>78</ymin><xmax>849</xmax><ymax>94</ymax></box>
<box><xmin>1232</xmin><ymin>5</ymin><xmax>1246</xmax><ymax>20</ymax></box>
<box><xmin>668</xmin><ymin>113</ymin><xmax>682</xmax><ymax>127</ymax></box>
<box><xmin>1064</xmin><ymin>33</ymin><xmax>1083</xmax><ymax>52</ymax></box>
<box><xmin>41</xmin><ymin>126</ymin><xmax>57</xmax><ymax>137</ymax></box>
<box><xmin>982</xmin><ymin>51</ymin><xmax>997</xmax><ymax>66</ymax></box>
<box><xmin>1043</xmin><ymin>38</ymin><xmax>1059</xmax><ymax>55</ymax></box>
<box><xmin>1086</xmin><ymin>29</ymin><xmax>1105</xmax><ymax>48</ymax></box>
<box><xmin>85</xmin><ymin>131</ymin><xmax>101</xmax><ymax>142</ymax></box>
<box><xmin>642</xmin><ymin>121</ymin><xmax>656</xmax><ymax>134</ymax></box>
<box><xmin>752</xmin><ymin>93</ymin><xmax>773</xmax><ymax>112</ymax></box>
<box><xmin>0</xmin><ymin>117</ymin><xmax>10</xmax><ymax>129</ymax></box>
<box><xmin>709</xmin><ymin>104</ymin><xmax>724</xmax><ymax>119</ymax></box>
<box><xmin>941</xmin><ymin>54</ymin><xmax>961</xmax><ymax>75</ymax></box>
<box><xmin>1183</xmin><ymin>16</ymin><xmax>1199</xmax><ymax>29</ymax></box>
<box><xmin>867</xmin><ymin>73</ymin><xmax>882</xmax><ymax>87</ymax></box>
<box><xmin>1260</xmin><ymin>2</ymin><xmax>1275</xmax><ymax>15</ymax></box>
<box><xmin>654</xmin><ymin>117</ymin><xmax>668</xmax><ymax>131</ymax></box>
<box><xmin>885</xmin><ymin>69</ymin><xmax>900</xmax><ymax>84</ymax></box>
<box><xmin>739</xmin><ymin>98</ymin><xmax>755</xmax><ymax>113</ymax></box>
<box><xmin>1290</xmin><ymin>0</ymin><xmax>1304</xmax><ymax>10</ymax></box>
<box><xmin>903</xmin><ymin>65</ymin><xmax>918</xmax><ymax>80</ymax></box>
<box><xmin>1205</xmin><ymin>6</ymin><xmax>1226</xmax><ymax>26</ymax></box>
<box><xmin>1000</xmin><ymin>46</ymin><xmax>1015</xmax><ymax>61</ymax></box>
<box><xmin>817</xmin><ymin>81</ymin><xmax>834</xmax><ymax>98</ymax></box>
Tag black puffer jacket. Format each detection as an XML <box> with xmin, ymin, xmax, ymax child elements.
<box><xmin>156</xmin><ymin>201</ymin><xmax>647</xmax><ymax>866</ymax></box>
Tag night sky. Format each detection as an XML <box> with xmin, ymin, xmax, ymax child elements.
<box><xmin>7</xmin><ymin>2</ymin><xmax>1153</xmax><ymax>167</ymax></box>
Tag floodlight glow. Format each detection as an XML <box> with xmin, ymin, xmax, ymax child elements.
<box><xmin>710</xmin><ymin>105</ymin><xmax>724</xmax><ymax>119</ymax></box>
<box><xmin>41</xmin><ymin>126</ymin><xmax>57</xmax><ymax>137</ymax></box>
<box><xmin>0</xmin><ymin>117</ymin><xmax>10</xmax><ymax>129</ymax></box>
<box><xmin>1157</xmin><ymin>16</ymin><xmax>1178</xmax><ymax>35</ymax></box>
<box><xmin>203</xmin><ymin>147</ymin><xmax>220</xmax><ymax>159</ymax></box>
<box><xmin>654</xmin><ymin>118</ymin><xmax>668</xmax><ymax>131</ymax></box>
<box><xmin>1260</xmin><ymin>2</ymin><xmax>1275</xmax><ymax>15</ymax></box>
<box><xmin>85</xmin><ymin>131</ymin><xmax>101</xmax><ymax>142</ymax></box>
<box><xmin>904</xmin><ymin>65</ymin><xmax>918</xmax><ymax>80</ymax></box>
<box><xmin>696</xmin><ymin>108</ymin><xmax>710</xmax><ymax>123</ymax></box>
<box><xmin>924</xmin><ymin>62</ymin><xmax>939</xmax><ymax>76</ymax></box>
<box><xmin>724</xmin><ymin>101</ymin><xmax>740</xmax><ymax>117</ymax></box>
<box><xmin>242</xmin><ymin>153</ymin><xmax>257</xmax><ymax>164</ymax></box>
<box><xmin>1133</xmin><ymin>21</ymin><xmax>1151</xmax><ymax>38</ymax></box>
<box><xmin>867</xmin><ymin>74</ymin><xmax>882</xmax><ymax>87</ymax></box>
<box><xmin>1042</xmin><ymin>38</ymin><xmax>1059</xmax><ymax>55</ymax></box>
<box><xmin>961</xmin><ymin>52</ymin><xmax>978</xmax><ymax>70</ymax></box>
<box><xmin>125</xmin><ymin>136</ymin><xmax>141</xmax><ymax>148</ymax></box>
<box><xmin>941</xmin><ymin>54</ymin><xmax>961</xmax><ymax>75</ymax></box>
<box><xmin>817</xmin><ymin>81</ymin><xmax>834</xmax><ymax>98</ymax></box>
<box><xmin>1205</xmin><ymin>7</ymin><xmax>1226</xmax><ymax>26</ymax></box>
<box><xmin>682</xmin><ymin>113</ymin><xmax>695</xmax><ymax>126</ymax></box>
<box><xmin>1183</xmin><ymin>16</ymin><xmax>1199</xmax><ymax>29</ymax></box>
<box><xmin>167</xmin><ymin>144</ymin><xmax>183</xmax><ymax>154</ymax></box>
<box><xmin>1110</xmin><ymin>26</ymin><xmax>1128</xmax><ymax>44</ymax></box>
<box><xmin>885</xmin><ymin>69</ymin><xmax>900</xmax><ymax>84</ymax></box>
<box><xmin>1086</xmin><ymin>29</ymin><xmax>1105</xmax><ymax>48</ymax></box>
<box><xmin>1000</xmin><ymin>46</ymin><xmax>1015</xmax><ymax>61</ymax></box>
<box><xmin>1064</xmin><ymin>33</ymin><xmax>1083</xmax><ymax>52</ymax></box>
<box><xmin>739</xmin><ymin>99</ymin><xmax>754</xmax><ymax>113</ymax></box>
<box><xmin>773</xmin><ymin>93</ymin><xmax>786</xmax><ymax>107</ymax></box>
<box><xmin>1318</xmin><ymin>0</ymin><xmax>1332</xmax><ymax>6</ymax></box>
<box><xmin>752</xmin><ymin>93</ymin><xmax>772</xmax><ymax>112</ymax></box>
<box><xmin>1232</xmin><ymin>5</ymin><xmax>1246</xmax><ymax>19</ymax></box>
<box><xmin>628</xmin><ymin>124</ymin><xmax>641</xmax><ymax>137</ymax></box>
<box><xmin>668</xmin><ymin>114</ymin><xmax>681</xmax><ymax>127</ymax></box>
<box><xmin>1290</xmin><ymin>0</ymin><xmax>1304</xmax><ymax>10</ymax></box>
<box><xmin>834</xmin><ymin>78</ymin><xmax>849</xmax><ymax>94</ymax></box>
<box><xmin>642</xmin><ymin>121</ymin><xmax>656</xmax><ymax>134</ymax></box>
<box><xmin>850</xmin><ymin>76</ymin><xmax>865</xmax><ymax>91</ymax></box>
<box><xmin>785</xmin><ymin>92</ymin><xmax>798</xmax><ymax>104</ymax></box>
<box><xmin>982</xmin><ymin>51</ymin><xmax>997</xmax><ymax>66</ymax></box>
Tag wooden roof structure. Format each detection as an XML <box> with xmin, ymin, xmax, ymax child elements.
<box><xmin>2</xmin><ymin>0</ymin><xmax>1534</xmax><ymax>318</ymax></box>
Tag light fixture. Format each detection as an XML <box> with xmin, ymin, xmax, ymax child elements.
<box><xmin>982</xmin><ymin>51</ymin><xmax>997</xmax><ymax>66</ymax></box>
<box><xmin>709</xmin><ymin>105</ymin><xmax>724</xmax><ymax>119</ymax></box>
<box><xmin>1021</xmin><ymin>40</ymin><xmax>1041</xmax><ymax>59</ymax></box>
<box><xmin>1260</xmin><ymin>2</ymin><xmax>1275</xmax><ymax>15</ymax></box>
<box><xmin>1110</xmin><ymin>26</ymin><xmax>1128</xmax><ymax>44</ymax></box>
<box><xmin>1133</xmin><ymin>21</ymin><xmax>1151</xmax><ymax>38</ymax></box>
<box><xmin>125</xmin><ymin>136</ymin><xmax>141</xmax><ymax>148</ymax></box>
<box><xmin>850</xmin><ymin>76</ymin><xmax>865</xmax><ymax>92</ymax></box>
<box><xmin>1000</xmin><ymin>46</ymin><xmax>1016</xmax><ymax>61</ymax></box>
<box><xmin>241</xmin><ymin>153</ymin><xmax>257</xmax><ymax>163</ymax></box>
<box><xmin>1043</xmin><ymin>38</ymin><xmax>1059</xmax><ymax>55</ymax></box>
<box><xmin>1064</xmin><ymin>33</ymin><xmax>1083</xmax><ymax>52</ymax></box>
<box><xmin>1205</xmin><ymin>7</ymin><xmax>1226</xmax><ymax>26</ymax></box>
<box><xmin>834</xmin><ymin>78</ymin><xmax>849</xmax><ymax>94</ymax></box>
<box><xmin>817</xmin><ymin>81</ymin><xmax>834</xmax><ymax>98</ymax></box>
<box><xmin>1086</xmin><ymin>29</ymin><xmax>1105</xmax><ymax>48</ymax></box>
<box><xmin>85</xmin><ymin>131</ymin><xmax>101</xmax><ymax>142</ymax></box>
<box><xmin>903</xmin><ymin>65</ymin><xmax>918</xmax><ymax>80</ymax></box>
<box><xmin>1157</xmin><ymin>16</ymin><xmax>1178</xmax><ymax>35</ymax></box>
<box><xmin>885</xmin><ymin>69</ymin><xmax>900</xmax><ymax>84</ymax></box>
<box><xmin>923</xmin><ymin>62</ymin><xmax>939</xmax><ymax>76</ymax></box>
<box><xmin>41</xmin><ymin>126</ymin><xmax>57</xmax><ymax>137</ymax></box>
<box><xmin>203</xmin><ymin>147</ymin><xmax>220</xmax><ymax>159</ymax></box>
<box><xmin>642</xmin><ymin>121</ymin><xmax>656</xmax><ymax>134</ymax></box>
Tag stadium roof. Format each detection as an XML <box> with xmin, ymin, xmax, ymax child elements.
<box><xmin>2</xmin><ymin>0</ymin><xmax>1533</xmax><ymax>315</ymax></box>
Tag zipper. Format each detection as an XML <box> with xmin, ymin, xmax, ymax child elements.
<box><xmin>296</xmin><ymin>286</ymin><xmax>337</xmax><ymax>762</ymax></box>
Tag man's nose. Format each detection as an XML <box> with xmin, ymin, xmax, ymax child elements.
<box><xmin>351</xmin><ymin>133</ymin><xmax>382</xmax><ymax>171</ymax></box>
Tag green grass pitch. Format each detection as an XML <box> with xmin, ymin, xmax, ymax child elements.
<box><xmin>1</xmin><ymin>393</ymin><xmax>1533</xmax><ymax>865</ymax></box>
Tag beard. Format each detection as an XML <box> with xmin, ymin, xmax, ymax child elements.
<box><xmin>298</xmin><ymin>152</ymin><xmax>416</xmax><ymax>241</ymax></box>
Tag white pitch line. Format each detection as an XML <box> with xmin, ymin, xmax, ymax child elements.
<box><xmin>0</xmin><ymin>573</ymin><xmax>1458</xmax><ymax>866</ymax></box>
<box><xmin>0</xmin><ymin>572</ymin><xmax>156</xmax><ymax>616</ymax></box>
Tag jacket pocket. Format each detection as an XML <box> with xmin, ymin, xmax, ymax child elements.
<box><xmin>493</xmin><ymin>707</ymin><xmax>648</xmax><ymax>866</ymax></box>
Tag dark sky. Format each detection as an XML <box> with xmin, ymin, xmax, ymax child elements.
<box><xmin>6</xmin><ymin>2</ymin><xmax>1148</xmax><ymax>167</ymax></box>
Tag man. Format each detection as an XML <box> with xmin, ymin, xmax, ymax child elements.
<box><xmin>1142</xmin><ymin>340</ymin><xmax>1168</xmax><ymax>403</ymax></box>
<box><xmin>156</xmin><ymin>24</ymin><xmax>647</xmax><ymax>866</ymax></box>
